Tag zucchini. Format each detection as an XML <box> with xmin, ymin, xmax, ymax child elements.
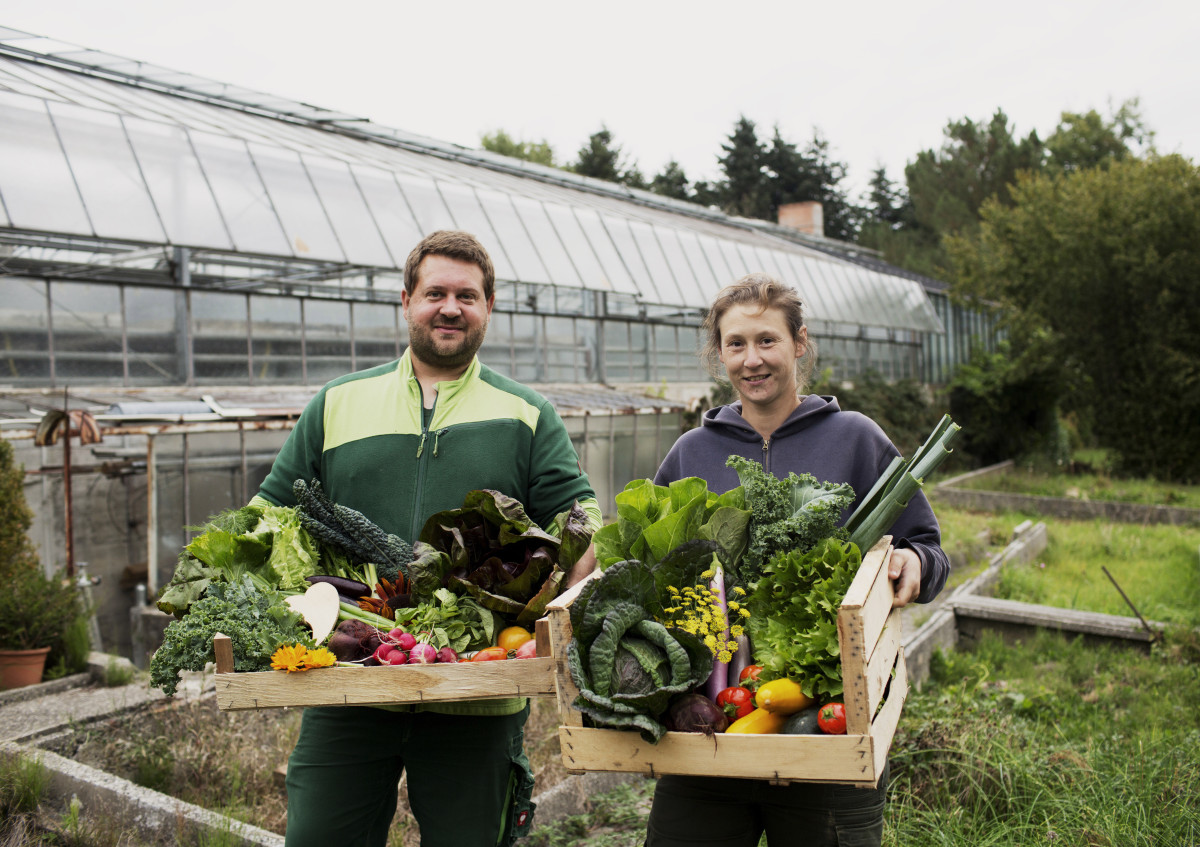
<box><xmin>780</xmin><ymin>705</ymin><xmax>822</xmax><ymax>734</ymax></box>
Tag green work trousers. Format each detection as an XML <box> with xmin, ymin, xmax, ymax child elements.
<box><xmin>644</xmin><ymin>762</ymin><xmax>889</xmax><ymax>847</ymax></box>
<box><xmin>283</xmin><ymin>704</ymin><xmax>535</xmax><ymax>847</ymax></box>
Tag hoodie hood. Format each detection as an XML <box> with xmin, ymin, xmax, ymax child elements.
<box><xmin>702</xmin><ymin>394</ymin><xmax>843</xmax><ymax>442</ymax></box>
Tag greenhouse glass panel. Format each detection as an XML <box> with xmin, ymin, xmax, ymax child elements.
<box><xmin>0</xmin><ymin>94</ymin><xmax>90</xmax><ymax>239</ymax></box>
<box><xmin>478</xmin><ymin>311</ymin><xmax>513</xmax><ymax>378</ymax></box>
<box><xmin>50</xmin><ymin>281</ymin><xmax>124</xmax><ymax>383</ymax></box>
<box><xmin>603</xmin><ymin>320</ymin><xmax>631</xmax><ymax>381</ymax></box>
<box><xmin>123</xmin><ymin>116</ymin><xmax>232</xmax><ymax>249</ymax></box>
<box><xmin>247</xmin><ymin>142</ymin><xmax>343</xmax><ymax>261</ymax></box>
<box><xmin>352</xmin><ymin>301</ymin><xmax>399</xmax><ymax>369</ymax></box>
<box><xmin>303</xmin><ymin>299</ymin><xmax>352</xmax><ymax>384</ymax></box>
<box><xmin>602</xmin><ymin>216</ymin><xmax>659</xmax><ymax>303</ymax></box>
<box><xmin>510</xmin><ymin>312</ymin><xmax>541</xmax><ymax>383</ymax></box>
<box><xmin>573</xmin><ymin>208</ymin><xmax>636</xmax><ymax>295</ymax></box>
<box><xmin>189</xmin><ymin>130</ymin><xmax>289</xmax><ymax>255</ymax></box>
<box><xmin>717</xmin><ymin>239</ymin><xmax>750</xmax><ymax>280</ymax></box>
<box><xmin>781</xmin><ymin>253</ymin><xmax>833</xmax><ymax>322</ymax></box>
<box><xmin>303</xmin><ymin>155</ymin><xmax>394</xmax><ymax>268</ymax></box>
<box><xmin>476</xmin><ymin>188</ymin><xmax>549</xmax><ymax>284</ymax></box>
<box><xmin>351</xmin><ymin>165</ymin><xmax>424</xmax><ymax>267</ymax></box>
<box><xmin>674</xmin><ymin>232</ymin><xmax>720</xmax><ymax>301</ymax></box>
<box><xmin>0</xmin><ymin>278</ymin><xmax>50</xmax><ymax>383</ymax></box>
<box><xmin>191</xmin><ymin>290</ymin><xmax>249</xmax><ymax>383</ymax></box>
<box><xmin>830</xmin><ymin>264</ymin><xmax>881</xmax><ymax>327</ymax></box>
<box><xmin>574</xmin><ymin>317</ymin><xmax>599</xmax><ymax>382</ymax></box>
<box><xmin>748</xmin><ymin>246</ymin><xmax>788</xmax><ymax>284</ymax></box>
<box><xmin>249</xmin><ymin>295</ymin><xmax>303</xmax><ymax>383</ymax></box>
<box><xmin>512</xmin><ymin>196</ymin><xmax>581</xmax><ymax>288</ymax></box>
<box><xmin>697</xmin><ymin>234</ymin><xmax>735</xmax><ymax>286</ymax></box>
<box><xmin>542</xmin><ymin>202</ymin><xmax>606</xmax><ymax>290</ymax></box>
<box><xmin>544</xmin><ymin>316</ymin><xmax>578</xmax><ymax>382</ymax></box>
<box><xmin>434</xmin><ymin>182</ymin><xmax>514</xmax><ymax>280</ymax></box>
<box><xmin>396</xmin><ymin>175</ymin><xmax>456</xmax><ymax>237</ymax></box>
<box><xmin>126</xmin><ymin>285</ymin><xmax>182</xmax><ymax>385</ymax></box>
<box><xmin>45</xmin><ymin>101</ymin><xmax>162</xmax><ymax>241</ymax></box>
<box><xmin>629</xmin><ymin>322</ymin><xmax>650</xmax><ymax>381</ymax></box>
<box><xmin>627</xmin><ymin>220</ymin><xmax>680</xmax><ymax>305</ymax></box>
<box><xmin>655</xmin><ymin>228</ymin><xmax>707</xmax><ymax>308</ymax></box>
<box><xmin>654</xmin><ymin>324</ymin><xmax>679</xmax><ymax>380</ymax></box>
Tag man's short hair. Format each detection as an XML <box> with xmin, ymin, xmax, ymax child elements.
<box><xmin>403</xmin><ymin>230</ymin><xmax>496</xmax><ymax>299</ymax></box>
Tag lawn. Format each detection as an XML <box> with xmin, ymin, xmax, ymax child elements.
<box><xmin>948</xmin><ymin>464</ymin><xmax>1200</xmax><ymax>509</ymax></box>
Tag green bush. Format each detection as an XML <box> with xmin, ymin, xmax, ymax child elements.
<box><xmin>0</xmin><ymin>440</ymin><xmax>39</xmax><ymax>579</ymax></box>
<box><xmin>945</xmin><ymin>340</ymin><xmax>1064</xmax><ymax>466</ymax></box>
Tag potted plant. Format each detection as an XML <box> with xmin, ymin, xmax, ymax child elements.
<box><xmin>0</xmin><ymin>439</ymin><xmax>81</xmax><ymax>689</ymax></box>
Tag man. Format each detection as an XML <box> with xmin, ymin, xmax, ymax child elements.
<box><xmin>251</xmin><ymin>230</ymin><xmax>601</xmax><ymax>847</ymax></box>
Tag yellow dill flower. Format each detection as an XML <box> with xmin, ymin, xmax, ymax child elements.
<box><xmin>732</xmin><ymin>586</ymin><xmax>746</xmax><ymax>596</ymax></box>
<box><xmin>704</xmin><ymin>634</ymin><xmax>717</xmax><ymax>650</ymax></box>
<box><xmin>700</xmin><ymin>568</ymin><xmax>715</xmax><ymax>580</ymax></box>
<box><xmin>729</xmin><ymin>624</ymin><xmax>745</xmax><ymax>639</ymax></box>
<box><xmin>738</xmin><ymin>607</ymin><xmax>751</xmax><ymax>618</ymax></box>
<box><xmin>717</xmin><ymin>650</ymin><xmax>733</xmax><ymax>663</ymax></box>
<box><xmin>667</xmin><ymin>585</ymin><xmax>680</xmax><ymax>594</ymax></box>
<box><xmin>271</xmin><ymin>644</ymin><xmax>307</xmax><ymax>673</ymax></box>
<box><xmin>302</xmin><ymin>647</ymin><xmax>337</xmax><ymax>669</ymax></box>
<box><xmin>727</xmin><ymin>601</ymin><xmax>741</xmax><ymax>612</ymax></box>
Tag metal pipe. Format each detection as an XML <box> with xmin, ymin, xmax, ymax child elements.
<box><xmin>62</xmin><ymin>388</ymin><xmax>75</xmax><ymax>578</ymax></box>
<box><xmin>146</xmin><ymin>434</ymin><xmax>158</xmax><ymax>597</ymax></box>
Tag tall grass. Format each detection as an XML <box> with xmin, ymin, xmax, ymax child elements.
<box><xmin>950</xmin><ymin>465</ymin><xmax>1200</xmax><ymax>509</ymax></box>
<box><xmin>887</xmin><ymin>629</ymin><xmax>1200</xmax><ymax>846</ymax></box>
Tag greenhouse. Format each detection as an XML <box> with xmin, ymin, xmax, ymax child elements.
<box><xmin>0</xmin><ymin>26</ymin><xmax>989</xmax><ymax>659</ymax></box>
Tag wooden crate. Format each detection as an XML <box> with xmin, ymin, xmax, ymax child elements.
<box><xmin>211</xmin><ymin>634</ymin><xmax>558</xmax><ymax>712</ymax></box>
<box><xmin>545</xmin><ymin>537</ymin><xmax>906</xmax><ymax>787</ymax></box>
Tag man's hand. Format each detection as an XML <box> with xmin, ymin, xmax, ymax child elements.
<box><xmin>889</xmin><ymin>547</ymin><xmax>922</xmax><ymax>608</ymax></box>
<box><xmin>563</xmin><ymin>543</ymin><xmax>597</xmax><ymax>589</ymax></box>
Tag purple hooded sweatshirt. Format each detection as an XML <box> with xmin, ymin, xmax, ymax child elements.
<box><xmin>654</xmin><ymin>394</ymin><xmax>950</xmax><ymax>604</ymax></box>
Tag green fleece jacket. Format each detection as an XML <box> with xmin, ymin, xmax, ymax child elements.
<box><xmin>253</xmin><ymin>350</ymin><xmax>599</xmax><ymax>715</ymax></box>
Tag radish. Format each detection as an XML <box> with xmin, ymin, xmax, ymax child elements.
<box><xmin>436</xmin><ymin>646</ymin><xmax>459</xmax><ymax>664</ymax></box>
<box><xmin>374</xmin><ymin>643</ymin><xmax>398</xmax><ymax>664</ymax></box>
<box><xmin>394</xmin><ymin>631</ymin><xmax>417</xmax><ymax>652</ymax></box>
<box><xmin>387</xmin><ymin>650</ymin><xmax>409</xmax><ymax>665</ymax></box>
<box><xmin>407</xmin><ymin>643</ymin><xmax>437</xmax><ymax>664</ymax></box>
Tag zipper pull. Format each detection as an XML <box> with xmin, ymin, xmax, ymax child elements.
<box><xmin>433</xmin><ymin>428</ymin><xmax>447</xmax><ymax>457</ymax></box>
<box><xmin>417</xmin><ymin>431</ymin><xmax>427</xmax><ymax>458</ymax></box>
<box><xmin>762</xmin><ymin>437</ymin><xmax>770</xmax><ymax>470</ymax></box>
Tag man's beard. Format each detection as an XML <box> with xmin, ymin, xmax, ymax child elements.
<box><xmin>406</xmin><ymin>318</ymin><xmax>488</xmax><ymax>371</ymax></box>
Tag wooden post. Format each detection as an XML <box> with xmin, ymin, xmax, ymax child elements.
<box><xmin>213</xmin><ymin>633</ymin><xmax>234</xmax><ymax>674</ymax></box>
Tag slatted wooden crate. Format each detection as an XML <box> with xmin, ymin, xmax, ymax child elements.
<box><xmin>546</xmin><ymin>537</ymin><xmax>906</xmax><ymax>787</ymax></box>
<box><xmin>211</xmin><ymin>635</ymin><xmax>558</xmax><ymax>711</ymax></box>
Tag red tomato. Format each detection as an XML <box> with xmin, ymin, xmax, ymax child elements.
<box><xmin>738</xmin><ymin>665</ymin><xmax>764</xmax><ymax>690</ymax></box>
<box><xmin>514</xmin><ymin>639</ymin><xmax>539</xmax><ymax>659</ymax></box>
<box><xmin>470</xmin><ymin>646</ymin><xmax>509</xmax><ymax>662</ymax></box>
<box><xmin>817</xmin><ymin>702</ymin><xmax>847</xmax><ymax>734</ymax></box>
<box><xmin>715</xmin><ymin>686</ymin><xmax>755</xmax><ymax>720</ymax></box>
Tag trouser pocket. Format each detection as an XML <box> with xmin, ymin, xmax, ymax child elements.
<box><xmin>502</xmin><ymin>740</ymin><xmax>537</xmax><ymax>845</ymax></box>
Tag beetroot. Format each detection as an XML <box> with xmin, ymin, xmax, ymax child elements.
<box><xmin>329</xmin><ymin>619</ymin><xmax>384</xmax><ymax>662</ymax></box>
<box><xmin>664</xmin><ymin>693</ymin><xmax>730</xmax><ymax>735</ymax></box>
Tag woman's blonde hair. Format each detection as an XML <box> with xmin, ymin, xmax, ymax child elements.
<box><xmin>700</xmin><ymin>272</ymin><xmax>818</xmax><ymax>390</ymax></box>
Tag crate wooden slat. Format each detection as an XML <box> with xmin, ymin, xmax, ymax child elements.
<box><xmin>547</xmin><ymin>537</ymin><xmax>905</xmax><ymax>787</ymax></box>
<box><xmin>211</xmin><ymin>634</ymin><xmax>558</xmax><ymax>712</ymax></box>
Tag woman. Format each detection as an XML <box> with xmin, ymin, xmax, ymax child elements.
<box><xmin>645</xmin><ymin>273</ymin><xmax>949</xmax><ymax>847</ymax></box>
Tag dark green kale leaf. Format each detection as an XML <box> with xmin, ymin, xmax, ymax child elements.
<box><xmin>149</xmin><ymin>576</ymin><xmax>311</xmax><ymax>697</ymax></box>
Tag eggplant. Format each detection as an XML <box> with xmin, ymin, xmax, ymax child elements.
<box><xmin>306</xmin><ymin>574</ymin><xmax>371</xmax><ymax>598</ymax></box>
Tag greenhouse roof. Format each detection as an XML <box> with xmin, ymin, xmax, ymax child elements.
<box><xmin>0</xmin><ymin>27</ymin><xmax>943</xmax><ymax>334</ymax></box>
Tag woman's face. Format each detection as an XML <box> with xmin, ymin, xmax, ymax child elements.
<box><xmin>717</xmin><ymin>304</ymin><xmax>807</xmax><ymax>414</ymax></box>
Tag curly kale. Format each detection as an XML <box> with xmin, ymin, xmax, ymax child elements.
<box><xmin>150</xmin><ymin>576</ymin><xmax>311</xmax><ymax>696</ymax></box>
<box><xmin>726</xmin><ymin>455</ymin><xmax>855</xmax><ymax>585</ymax></box>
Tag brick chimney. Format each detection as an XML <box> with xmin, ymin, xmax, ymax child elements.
<box><xmin>777</xmin><ymin>201</ymin><xmax>824</xmax><ymax>237</ymax></box>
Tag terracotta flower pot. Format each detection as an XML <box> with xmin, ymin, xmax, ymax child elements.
<box><xmin>0</xmin><ymin>646</ymin><xmax>52</xmax><ymax>690</ymax></box>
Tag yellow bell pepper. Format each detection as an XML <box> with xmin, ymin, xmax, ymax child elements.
<box><xmin>754</xmin><ymin>678</ymin><xmax>814</xmax><ymax>715</ymax></box>
<box><xmin>724</xmin><ymin>707</ymin><xmax>786</xmax><ymax>734</ymax></box>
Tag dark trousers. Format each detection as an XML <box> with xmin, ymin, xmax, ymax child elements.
<box><xmin>645</xmin><ymin>762</ymin><xmax>889</xmax><ymax>847</ymax></box>
<box><xmin>283</xmin><ymin>704</ymin><xmax>535</xmax><ymax>847</ymax></box>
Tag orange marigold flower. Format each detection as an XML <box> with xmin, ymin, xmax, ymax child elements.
<box><xmin>301</xmin><ymin>647</ymin><xmax>337</xmax><ymax>669</ymax></box>
<box><xmin>271</xmin><ymin>644</ymin><xmax>308</xmax><ymax>672</ymax></box>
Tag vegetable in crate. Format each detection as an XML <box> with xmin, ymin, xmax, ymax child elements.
<box><xmin>293</xmin><ymin>478</ymin><xmax>413</xmax><ymax>586</ymax></box>
<box><xmin>150</xmin><ymin>576</ymin><xmax>311</xmax><ymax>696</ymax></box>
<box><xmin>726</xmin><ymin>455</ymin><xmax>854</xmax><ymax>585</ymax></box>
<box><xmin>565</xmin><ymin>543</ymin><xmax>722</xmax><ymax>742</ymax></box>
<box><xmin>591</xmin><ymin>477</ymin><xmax>749</xmax><ymax>572</ymax></box>
<box><xmin>407</xmin><ymin>491</ymin><xmax>593</xmax><ymax>626</ymax></box>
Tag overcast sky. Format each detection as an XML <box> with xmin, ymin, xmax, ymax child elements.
<box><xmin>4</xmin><ymin>1</ymin><xmax>1197</xmax><ymax>200</ymax></box>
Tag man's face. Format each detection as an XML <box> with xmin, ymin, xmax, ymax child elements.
<box><xmin>401</xmin><ymin>254</ymin><xmax>494</xmax><ymax>374</ymax></box>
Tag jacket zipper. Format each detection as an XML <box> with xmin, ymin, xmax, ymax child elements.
<box><xmin>411</xmin><ymin>395</ymin><xmax>438</xmax><ymax>540</ymax></box>
<box><xmin>762</xmin><ymin>436</ymin><xmax>771</xmax><ymax>472</ymax></box>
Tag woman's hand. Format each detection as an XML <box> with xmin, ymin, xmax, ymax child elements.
<box><xmin>889</xmin><ymin>547</ymin><xmax>922</xmax><ymax>608</ymax></box>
